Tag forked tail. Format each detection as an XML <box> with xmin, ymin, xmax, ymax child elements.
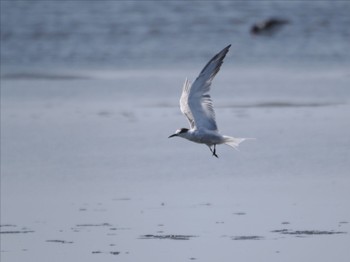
<box><xmin>223</xmin><ymin>136</ymin><xmax>248</xmax><ymax>150</ymax></box>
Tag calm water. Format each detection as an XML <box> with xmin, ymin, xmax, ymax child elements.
<box><xmin>1</xmin><ymin>1</ymin><xmax>350</xmax><ymax>69</ymax></box>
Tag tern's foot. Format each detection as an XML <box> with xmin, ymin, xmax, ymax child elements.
<box><xmin>212</xmin><ymin>152</ymin><xmax>219</xmax><ymax>158</ymax></box>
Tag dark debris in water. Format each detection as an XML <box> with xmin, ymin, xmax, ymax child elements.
<box><xmin>232</xmin><ymin>235</ymin><xmax>264</xmax><ymax>240</ymax></box>
<box><xmin>71</xmin><ymin>223</ymin><xmax>115</xmax><ymax>233</ymax></box>
<box><xmin>0</xmin><ymin>230</ymin><xmax>35</xmax><ymax>234</ymax></box>
<box><xmin>76</xmin><ymin>223</ymin><xmax>112</xmax><ymax>227</ymax></box>
<box><xmin>46</xmin><ymin>239</ymin><xmax>74</xmax><ymax>244</ymax></box>
<box><xmin>139</xmin><ymin>234</ymin><xmax>196</xmax><ymax>240</ymax></box>
<box><xmin>281</xmin><ymin>221</ymin><xmax>290</xmax><ymax>225</ymax></box>
<box><xmin>272</xmin><ymin>229</ymin><xmax>346</xmax><ymax>236</ymax></box>
<box><xmin>0</xmin><ymin>224</ymin><xmax>34</xmax><ymax>234</ymax></box>
<box><xmin>92</xmin><ymin>251</ymin><xmax>120</xmax><ymax>255</ymax></box>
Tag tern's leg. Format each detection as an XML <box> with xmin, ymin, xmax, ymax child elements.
<box><xmin>212</xmin><ymin>144</ymin><xmax>219</xmax><ymax>158</ymax></box>
<box><xmin>207</xmin><ymin>145</ymin><xmax>218</xmax><ymax>158</ymax></box>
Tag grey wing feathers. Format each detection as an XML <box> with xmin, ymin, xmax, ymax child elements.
<box><xmin>187</xmin><ymin>44</ymin><xmax>231</xmax><ymax>131</ymax></box>
<box><xmin>180</xmin><ymin>78</ymin><xmax>195</xmax><ymax>129</ymax></box>
<box><xmin>198</xmin><ymin>44</ymin><xmax>231</xmax><ymax>82</ymax></box>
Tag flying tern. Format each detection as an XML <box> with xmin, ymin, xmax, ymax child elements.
<box><xmin>169</xmin><ymin>45</ymin><xmax>247</xmax><ymax>158</ymax></box>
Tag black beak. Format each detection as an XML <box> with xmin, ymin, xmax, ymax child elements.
<box><xmin>168</xmin><ymin>134</ymin><xmax>177</xmax><ymax>138</ymax></box>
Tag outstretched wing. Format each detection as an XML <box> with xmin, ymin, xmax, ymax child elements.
<box><xmin>185</xmin><ymin>44</ymin><xmax>231</xmax><ymax>131</ymax></box>
<box><xmin>180</xmin><ymin>78</ymin><xmax>195</xmax><ymax>129</ymax></box>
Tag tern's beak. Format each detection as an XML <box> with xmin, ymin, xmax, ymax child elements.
<box><xmin>168</xmin><ymin>134</ymin><xmax>177</xmax><ymax>138</ymax></box>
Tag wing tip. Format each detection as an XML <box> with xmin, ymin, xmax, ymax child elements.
<box><xmin>221</xmin><ymin>44</ymin><xmax>231</xmax><ymax>56</ymax></box>
<box><xmin>199</xmin><ymin>44</ymin><xmax>232</xmax><ymax>76</ymax></box>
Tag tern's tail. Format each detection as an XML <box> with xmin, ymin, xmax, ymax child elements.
<box><xmin>223</xmin><ymin>136</ymin><xmax>247</xmax><ymax>150</ymax></box>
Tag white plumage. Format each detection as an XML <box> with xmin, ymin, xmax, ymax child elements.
<box><xmin>169</xmin><ymin>45</ymin><xmax>247</xmax><ymax>158</ymax></box>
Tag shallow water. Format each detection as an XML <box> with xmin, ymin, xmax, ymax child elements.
<box><xmin>1</xmin><ymin>66</ymin><xmax>350</xmax><ymax>261</ymax></box>
<box><xmin>1</xmin><ymin>1</ymin><xmax>350</xmax><ymax>68</ymax></box>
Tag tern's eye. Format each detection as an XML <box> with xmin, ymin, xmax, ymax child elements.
<box><xmin>179</xmin><ymin>128</ymin><xmax>189</xmax><ymax>134</ymax></box>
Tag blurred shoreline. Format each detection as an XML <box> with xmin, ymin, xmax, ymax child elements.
<box><xmin>2</xmin><ymin>1</ymin><xmax>350</xmax><ymax>70</ymax></box>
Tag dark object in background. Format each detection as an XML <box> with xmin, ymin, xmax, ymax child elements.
<box><xmin>251</xmin><ymin>18</ymin><xmax>290</xmax><ymax>35</ymax></box>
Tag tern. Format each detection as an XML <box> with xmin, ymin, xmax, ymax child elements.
<box><xmin>169</xmin><ymin>45</ymin><xmax>247</xmax><ymax>158</ymax></box>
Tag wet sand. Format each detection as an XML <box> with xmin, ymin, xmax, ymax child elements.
<box><xmin>1</xmin><ymin>65</ymin><xmax>350</xmax><ymax>261</ymax></box>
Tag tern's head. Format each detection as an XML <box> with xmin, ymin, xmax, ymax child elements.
<box><xmin>168</xmin><ymin>128</ymin><xmax>189</xmax><ymax>138</ymax></box>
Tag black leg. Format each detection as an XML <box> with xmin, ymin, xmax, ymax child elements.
<box><xmin>208</xmin><ymin>145</ymin><xmax>219</xmax><ymax>158</ymax></box>
<box><xmin>212</xmin><ymin>144</ymin><xmax>218</xmax><ymax>158</ymax></box>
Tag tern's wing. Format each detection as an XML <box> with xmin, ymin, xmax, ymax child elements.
<box><xmin>180</xmin><ymin>78</ymin><xmax>196</xmax><ymax>129</ymax></box>
<box><xmin>187</xmin><ymin>44</ymin><xmax>231</xmax><ymax>131</ymax></box>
